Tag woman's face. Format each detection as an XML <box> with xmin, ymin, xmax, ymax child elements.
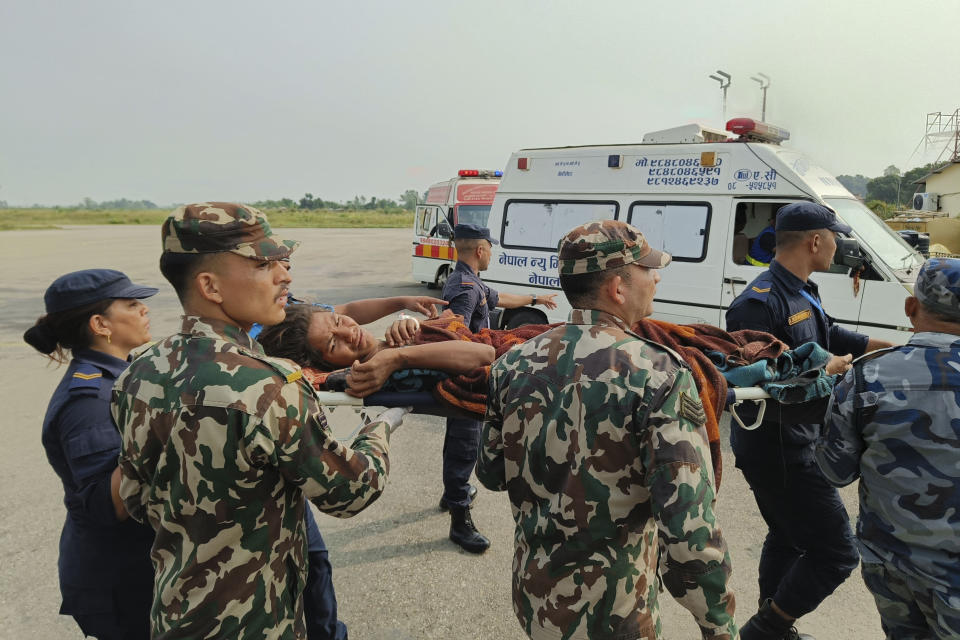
<box><xmin>102</xmin><ymin>298</ymin><xmax>152</xmax><ymax>352</ymax></box>
<box><xmin>307</xmin><ymin>311</ymin><xmax>377</xmax><ymax>367</ymax></box>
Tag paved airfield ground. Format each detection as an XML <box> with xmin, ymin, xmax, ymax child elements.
<box><xmin>1</xmin><ymin>226</ymin><xmax>879</xmax><ymax>639</ymax></box>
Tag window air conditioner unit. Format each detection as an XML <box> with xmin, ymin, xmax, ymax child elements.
<box><xmin>913</xmin><ymin>192</ymin><xmax>939</xmax><ymax>212</ymax></box>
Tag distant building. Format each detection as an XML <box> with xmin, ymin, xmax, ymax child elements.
<box><xmin>914</xmin><ymin>160</ymin><xmax>960</xmax><ymax>217</ymax></box>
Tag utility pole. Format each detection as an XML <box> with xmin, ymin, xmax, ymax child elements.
<box><xmin>751</xmin><ymin>73</ymin><xmax>770</xmax><ymax>121</ymax></box>
<box><xmin>709</xmin><ymin>70</ymin><xmax>731</xmax><ymax>121</ymax></box>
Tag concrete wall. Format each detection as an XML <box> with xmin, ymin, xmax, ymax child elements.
<box><xmin>926</xmin><ymin>163</ymin><xmax>960</xmax><ymax>217</ymax></box>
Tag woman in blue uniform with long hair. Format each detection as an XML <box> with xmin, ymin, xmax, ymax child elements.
<box><xmin>24</xmin><ymin>269</ymin><xmax>158</xmax><ymax>639</ymax></box>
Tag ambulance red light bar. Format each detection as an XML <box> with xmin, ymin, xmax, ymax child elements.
<box><xmin>458</xmin><ymin>169</ymin><xmax>503</xmax><ymax>177</ymax></box>
<box><xmin>725</xmin><ymin>118</ymin><xmax>790</xmax><ymax>144</ymax></box>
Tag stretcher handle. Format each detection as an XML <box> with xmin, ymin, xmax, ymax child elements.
<box><xmin>728</xmin><ymin>387</ymin><xmax>770</xmax><ymax>431</ymax></box>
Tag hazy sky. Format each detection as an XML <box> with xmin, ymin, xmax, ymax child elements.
<box><xmin>2</xmin><ymin>0</ymin><xmax>959</xmax><ymax>206</ymax></box>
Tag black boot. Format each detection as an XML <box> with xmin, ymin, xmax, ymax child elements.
<box><xmin>740</xmin><ymin>600</ymin><xmax>815</xmax><ymax>640</ymax></box>
<box><xmin>439</xmin><ymin>484</ymin><xmax>478</xmax><ymax>511</ymax></box>
<box><xmin>448</xmin><ymin>505</ymin><xmax>490</xmax><ymax>554</ymax></box>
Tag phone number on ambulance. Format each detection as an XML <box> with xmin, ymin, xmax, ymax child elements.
<box><xmin>647</xmin><ymin>167</ymin><xmax>721</xmax><ymax>177</ymax></box>
<box><xmin>646</xmin><ymin>176</ymin><xmax>720</xmax><ymax>186</ymax></box>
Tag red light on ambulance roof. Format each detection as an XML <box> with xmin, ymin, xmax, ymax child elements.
<box><xmin>725</xmin><ymin>117</ymin><xmax>790</xmax><ymax>144</ymax></box>
<box><xmin>458</xmin><ymin>169</ymin><xmax>480</xmax><ymax>177</ymax></box>
<box><xmin>517</xmin><ymin>157</ymin><xmax>529</xmax><ymax>171</ymax></box>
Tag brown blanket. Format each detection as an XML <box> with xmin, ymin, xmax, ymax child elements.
<box><xmin>303</xmin><ymin>313</ymin><xmax>789</xmax><ymax>490</ymax></box>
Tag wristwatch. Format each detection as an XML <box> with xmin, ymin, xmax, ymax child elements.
<box><xmin>531</xmin><ymin>294</ymin><xmax>538</xmax><ymax>306</ymax></box>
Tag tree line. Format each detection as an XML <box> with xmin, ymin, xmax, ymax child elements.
<box><xmin>837</xmin><ymin>162</ymin><xmax>941</xmax><ymax>218</ymax></box>
<box><xmin>1</xmin><ymin>190</ymin><xmax>425</xmax><ymax>211</ymax></box>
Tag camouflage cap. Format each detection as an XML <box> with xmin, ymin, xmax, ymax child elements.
<box><xmin>558</xmin><ymin>220</ymin><xmax>671</xmax><ymax>275</ymax></box>
<box><xmin>915</xmin><ymin>257</ymin><xmax>960</xmax><ymax>319</ymax></box>
<box><xmin>161</xmin><ymin>202</ymin><xmax>299</xmax><ymax>260</ymax></box>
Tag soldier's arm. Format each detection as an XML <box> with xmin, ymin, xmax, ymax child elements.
<box><xmin>112</xmin><ymin>392</ymin><xmax>150</xmax><ymax>524</ymax></box>
<box><xmin>815</xmin><ymin>369</ymin><xmax>864</xmax><ymax>487</ymax></box>
<box><xmin>646</xmin><ymin>370</ymin><xmax>737</xmax><ymax>639</ymax></box>
<box><xmin>260</xmin><ymin>379</ymin><xmax>392</xmax><ymax>518</ymax></box>
<box><xmin>476</xmin><ymin>368</ymin><xmax>507</xmax><ymax>491</ymax></box>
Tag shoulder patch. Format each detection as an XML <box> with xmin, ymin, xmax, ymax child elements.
<box><xmin>734</xmin><ymin>278</ymin><xmax>773</xmax><ymax>305</ymax></box>
<box><xmin>68</xmin><ymin>364</ymin><xmax>105</xmax><ymax>393</ymax></box>
<box><xmin>255</xmin><ymin>352</ymin><xmax>304</xmax><ymax>385</ymax></box>
<box><xmin>461</xmin><ymin>281</ymin><xmax>475</xmax><ymax>287</ymax></box>
<box><xmin>678</xmin><ymin>391</ymin><xmax>706</xmax><ymax>426</ymax></box>
<box><xmin>788</xmin><ymin>309</ymin><xmax>812</xmax><ymax>325</ymax></box>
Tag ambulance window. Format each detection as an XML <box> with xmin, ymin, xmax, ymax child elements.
<box><xmin>629</xmin><ymin>202</ymin><xmax>710</xmax><ymax>262</ymax></box>
<box><xmin>416</xmin><ymin>207</ymin><xmax>435</xmax><ymax>235</ymax></box>
<box><xmin>502</xmin><ymin>200</ymin><xmax>618</xmax><ymax>250</ymax></box>
<box><xmin>457</xmin><ymin>205</ymin><xmax>492</xmax><ymax>228</ymax></box>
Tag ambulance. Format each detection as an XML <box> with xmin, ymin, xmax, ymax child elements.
<box><xmin>411</xmin><ymin>170</ymin><xmax>501</xmax><ymax>289</ymax></box>
<box><xmin>479</xmin><ymin>118</ymin><xmax>924</xmax><ymax>342</ymax></box>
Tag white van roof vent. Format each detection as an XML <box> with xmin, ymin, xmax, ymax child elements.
<box><xmin>642</xmin><ymin>123</ymin><xmax>730</xmax><ymax>144</ymax></box>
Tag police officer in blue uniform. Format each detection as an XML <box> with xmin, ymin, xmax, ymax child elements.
<box><xmin>24</xmin><ymin>269</ymin><xmax>158</xmax><ymax>639</ymax></box>
<box><xmin>725</xmin><ymin>203</ymin><xmax>894</xmax><ymax>640</ymax></box>
<box><xmin>440</xmin><ymin>224</ymin><xmax>556</xmax><ymax>553</ymax></box>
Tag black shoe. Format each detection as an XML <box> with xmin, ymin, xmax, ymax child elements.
<box><xmin>740</xmin><ymin>600</ymin><xmax>815</xmax><ymax>640</ymax></box>
<box><xmin>448</xmin><ymin>505</ymin><xmax>490</xmax><ymax>554</ymax></box>
<box><xmin>439</xmin><ymin>484</ymin><xmax>478</xmax><ymax>511</ymax></box>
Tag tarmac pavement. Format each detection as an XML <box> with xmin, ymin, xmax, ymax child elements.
<box><xmin>0</xmin><ymin>226</ymin><xmax>882</xmax><ymax>639</ymax></box>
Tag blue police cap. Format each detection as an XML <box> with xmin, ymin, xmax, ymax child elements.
<box><xmin>915</xmin><ymin>257</ymin><xmax>960</xmax><ymax>319</ymax></box>
<box><xmin>775</xmin><ymin>202</ymin><xmax>852</xmax><ymax>234</ymax></box>
<box><xmin>453</xmin><ymin>223</ymin><xmax>498</xmax><ymax>245</ymax></box>
<box><xmin>44</xmin><ymin>269</ymin><xmax>158</xmax><ymax>314</ymax></box>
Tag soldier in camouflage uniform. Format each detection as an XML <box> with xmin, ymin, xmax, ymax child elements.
<box><xmin>479</xmin><ymin>220</ymin><xmax>737</xmax><ymax>640</ymax></box>
<box><xmin>112</xmin><ymin>202</ymin><xmax>406</xmax><ymax>640</ymax></box>
<box><xmin>817</xmin><ymin>257</ymin><xmax>960</xmax><ymax>640</ymax></box>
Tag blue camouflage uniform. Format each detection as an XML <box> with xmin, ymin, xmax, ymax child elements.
<box><xmin>725</xmin><ymin>202</ymin><xmax>867</xmax><ymax>622</ymax></box>
<box><xmin>41</xmin><ymin>349</ymin><xmax>155</xmax><ymax>639</ymax></box>
<box><xmin>817</xmin><ymin>258</ymin><xmax>960</xmax><ymax>639</ymax></box>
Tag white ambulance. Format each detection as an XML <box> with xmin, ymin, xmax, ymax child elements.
<box><xmin>411</xmin><ymin>170</ymin><xmax>501</xmax><ymax>289</ymax></box>
<box><xmin>480</xmin><ymin>118</ymin><xmax>923</xmax><ymax>342</ymax></box>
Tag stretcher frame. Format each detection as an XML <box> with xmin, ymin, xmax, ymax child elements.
<box><xmin>316</xmin><ymin>388</ymin><xmax>773</xmax><ymax>431</ymax></box>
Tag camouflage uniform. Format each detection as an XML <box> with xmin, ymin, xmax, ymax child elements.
<box><xmin>113</xmin><ymin>203</ymin><xmax>392</xmax><ymax>640</ymax></box>
<box><xmin>479</xmin><ymin>220</ymin><xmax>736</xmax><ymax>640</ymax></box>
<box><xmin>817</xmin><ymin>258</ymin><xmax>960</xmax><ymax>639</ymax></box>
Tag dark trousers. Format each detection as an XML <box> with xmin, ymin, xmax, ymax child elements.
<box><xmin>442</xmin><ymin>417</ymin><xmax>482</xmax><ymax>508</ymax></box>
<box><xmin>739</xmin><ymin>460</ymin><xmax>860</xmax><ymax>618</ymax></box>
<box><xmin>71</xmin><ymin>584</ymin><xmax>152</xmax><ymax>640</ymax></box>
<box><xmin>305</xmin><ymin>509</ymin><xmax>347</xmax><ymax>640</ymax></box>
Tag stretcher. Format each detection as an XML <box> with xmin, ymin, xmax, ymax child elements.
<box><xmin>315</xmin><ymin>387</ymin><xmax>775</xmax><ymax>431</ymax></box>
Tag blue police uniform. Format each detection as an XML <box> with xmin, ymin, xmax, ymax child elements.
<box><xmin>443</xmin><ymin>260</ymin><xmax>499</xmax><ymax>333</ymax></box>
<box><xmin>41</xmin><ymin>348</ymin><xmax>154</xmax><ymax>639</ymax></box>
<box><xmin>440</xmin><ymin>259</ymin><xmax>498</xmax><ymax>511</ymax></box>
<box><xmin>725</xmin><ymin>258</ymin><xmax>868</xmax><ymax>620</ymax></box>
<box><xmin>253</xmin><ymin>296</ymin><xmax>346</xmax><ymax>640</ymax></box>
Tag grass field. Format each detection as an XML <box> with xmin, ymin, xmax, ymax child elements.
<box><xmin>0</xmin><ymin>208</ymin><xmax>415</xmax><ymax>230</ymax></box>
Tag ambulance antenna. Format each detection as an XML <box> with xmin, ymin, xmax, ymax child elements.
<box><xmin>709</xmin><ymin>70</ymin><xmax>732</xmax><ymax>121</ymax></box>
<box><xmin>751</xmin><ymin>73</ymin><xmax>770</xmax><ymax>121</ymax></box>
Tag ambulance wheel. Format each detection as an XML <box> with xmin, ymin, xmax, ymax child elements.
<box><xmin>504</xmin><ymin>309</ymin><xmax>543</xmax><ymax>329</ymax></box>
<box><xmin>432</xmin><ymin>266</ymin><xmax>450</xmax><ymax>290</ymax></box>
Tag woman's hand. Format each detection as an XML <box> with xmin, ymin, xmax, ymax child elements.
<box><xmin>402</xmin><ymin>296</ymin><xmax>447</xmax><ymax>318</ymax></box>
<box><xmin>385</xmin><ymin>315</ymin><xmax>420</xmax><ymax>347</ymax></box>
<box><xmin>346</xmin><ymin>351</ymin><xmax>399</xmax><ymax>398</ymax></box>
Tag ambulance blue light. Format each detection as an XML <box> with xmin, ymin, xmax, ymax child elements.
<box><xmin>494</xmin><ymin>170</ymin><xmax>503</xmax><ymax>177</ymax></box>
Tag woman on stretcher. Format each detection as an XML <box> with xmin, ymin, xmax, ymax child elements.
<box><xmin>258</xmin><ymin>304</ymin><xmax>509</xmax><ymax>397</ymax></box>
